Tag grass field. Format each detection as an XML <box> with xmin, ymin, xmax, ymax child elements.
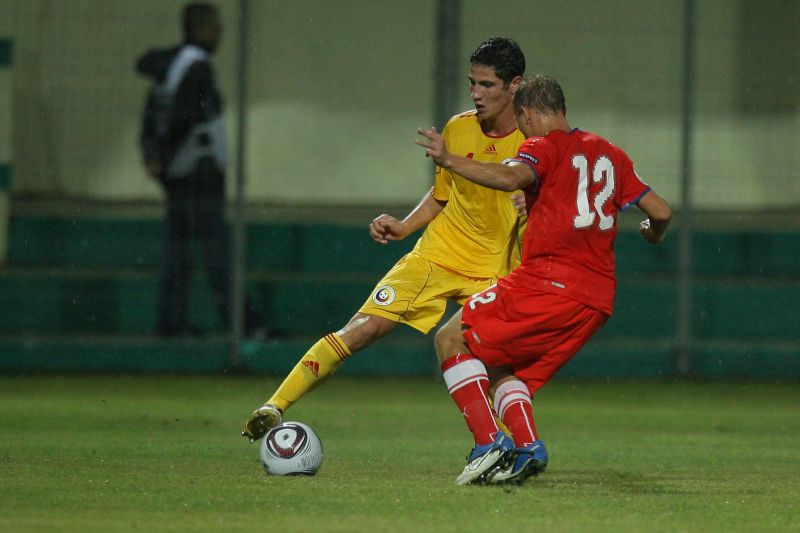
<box><xmin>1</xmin><ymin>374</ymin><xmax>798</xmax><ymax>532</ymax></box>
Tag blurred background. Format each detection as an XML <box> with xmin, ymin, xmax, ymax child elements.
<box><xmin>0</xmin><ymin>0</ymin><xmax>797</xmax><ymax>378</ymax></box>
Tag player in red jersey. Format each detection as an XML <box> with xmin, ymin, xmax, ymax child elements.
<box><xmin>416</xmin><ymin>74</ymin><xmax>672</xmax><ymax>485</ymax></box>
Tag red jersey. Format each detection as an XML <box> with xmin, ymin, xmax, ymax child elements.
<box><xmin>503</xmin><ymin>128</ymin><xmax>650</xmax><ymax>315</ymax></box>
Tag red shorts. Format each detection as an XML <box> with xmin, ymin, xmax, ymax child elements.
<box><xmin>461</xmin><ymin>280</ymin><xmax>607</xmax><ymax>395</ymax></box>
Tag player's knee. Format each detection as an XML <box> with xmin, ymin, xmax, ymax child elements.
<box><xmin>487</xmin><ymin>372</ymin><xmax>522</xmax><ymax>398</ymax></box>
<box><xmin>433</xmin><ymin>327</ymin><xmax>447</xmax><ymax>361</ymax></box>
<box><xmin>337</xmin><ymin>314</ymin><xmax>393</xmax><ymax>352</ymax></box>
<box><xmin>434</xmin><ymin>323</ymin><xmax>465</xmax><ymax>363</ymax></box>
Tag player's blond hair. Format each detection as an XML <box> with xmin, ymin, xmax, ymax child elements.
<box><xmin>513</xmin><ymin>75</ymin><xmax>566</xmax><ymax>116</ymax></box>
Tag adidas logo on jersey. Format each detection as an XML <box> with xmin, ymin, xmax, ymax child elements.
<box><xmin>303</xmin><ymin>360</ymin><xmax>320</xmax><ymax>377</ymax></box>
<box><xmin>483</xmin><ymin>144</ymin><xmax>497</xmax><ymax>155</ymax></box>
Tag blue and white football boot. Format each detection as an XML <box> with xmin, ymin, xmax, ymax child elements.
<box><xmin>488</xmin><ymin>440</ymin><xmax>549</xmax><ymax>485</ymax></box>
<box><xmin>454</xmin><ymin>431</ymin><xmax>515</xmax><ymax>485</ymax></box>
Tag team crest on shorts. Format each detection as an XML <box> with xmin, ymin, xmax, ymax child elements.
<box><xmin>372</xmin><ymin>285</ymin><xmax>396</xmax><ymax>306</ymax></box>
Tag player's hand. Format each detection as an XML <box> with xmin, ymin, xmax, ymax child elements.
<box><xmin>369</xmin><ymin>214</ymin><xmax>407</xmax><ymax>244</ymax></box>
<box><xmin>511</xmin><ymin>192</ymin><xmax>527</xmax><ymax>217</ymax></box>
<box><xmin>639</xmin><ymin>219</ymin><xmax>664</xmax><ymax>244</ymax></box>
<box><xmin>415</xmin><ymin>127</ymin><xmax>449</xmax><ymax>166</ymax></box>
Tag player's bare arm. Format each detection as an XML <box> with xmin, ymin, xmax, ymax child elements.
<box><xmin>636</xmin><ymin>190</ymin><xmax>672</xmax><ymax>244</ymax></box>
<box><xmin>416</xmin><ymin>127</ymin><xmax>535</xmax><ymax>192</ymax></box>
<box><xmin>369</xmin><ymin>188</ymin><xmax>446</xmax><ymax>245</ymax></box>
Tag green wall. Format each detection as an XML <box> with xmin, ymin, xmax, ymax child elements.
<box><xmin>1</xmin><ymin>214</ymin><xmax>798</xmax><ymax>378</ymax></box>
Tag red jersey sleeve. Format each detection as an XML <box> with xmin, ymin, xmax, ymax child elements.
<box><xmin>510</xmin><ymin>137</ymin><xmax>557</xmax><ymax>193</ymax></box>
<box><xmin>615</xmin><ymin>152</ymin><xmax>651</xmax><ymax>210</ymax></box>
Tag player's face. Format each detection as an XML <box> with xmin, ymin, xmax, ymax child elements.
<box><xmin>200</xmin><ymin>12</ymin><xmax>223</xmax><ymax>53</ymax></box>
<box><xmin>469</xmin><ymin>65</ymin><xmax>513</xmax><ymax>124</ymax></box>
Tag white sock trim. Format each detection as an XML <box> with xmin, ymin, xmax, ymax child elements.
<box><xmin>494</xmin><ymin>379</ymin><xmax>530</xmax><ymax>420</ymax></box>
<box><xmin>443</xmin><ymin>358</ymin><xmax>488</xmax><ymax>394</ymax></box>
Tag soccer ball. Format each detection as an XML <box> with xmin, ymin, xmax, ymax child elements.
<box><xmin>259</xmin><ymin>421</ymin><xmax>323</xmax><ymax>476</ymax></box>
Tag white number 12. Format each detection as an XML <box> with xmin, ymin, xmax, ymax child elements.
<box><xmin>468</xmin><ymin>290</ymin><xmax>496</xmax><ymax>310</ymax></box>
<box><xmin>572</xmin><ymin>154</ymin><xmax>615</xmax><ymax>231</ymax></box>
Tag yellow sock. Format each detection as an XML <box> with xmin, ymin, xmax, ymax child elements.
<box><xmin>267</xmin><ymin>333</ymin><xmax>351</xmax><ymax>413</ymax></box>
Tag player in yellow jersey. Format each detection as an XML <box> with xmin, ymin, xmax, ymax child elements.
<box><xmin>242</xmin><ymin>37</ymin><xmax>527</xmax><ymax>441</ymax></box>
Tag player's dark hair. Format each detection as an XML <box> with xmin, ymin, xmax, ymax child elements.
<box><xmin>183</xmin><ymin>2</ymin><xmax>218</xmax><ymax>40</ymax></box>
<box><xmin>469</xmin><ymin>37</ymin><xmax>526</xmax><ymax>86</ymax></box>
<box><xmin>513</xmin><ymin>75</ymin><xmax>567</xmax><ymax>115</ymax></box>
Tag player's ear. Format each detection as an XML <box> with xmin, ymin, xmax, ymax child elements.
<box><xmin>509</xmin><ymin>76</ymin><xmax>523</xmax><ymax>95</ymax></box>
<box><xmin>521</xmin><ymin>106</ymin><xmax>532</xmax><ymax>125</ymax></box>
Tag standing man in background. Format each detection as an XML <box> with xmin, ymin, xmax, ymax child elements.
<box><xmin>136</xmin><ymin>2</ymin><xmax>268</xmax><ymax>338</ymax></box>
<box><xmin>242</xmin><ymin>37</ymin><xmax>528</xmax><ymax>442</ymax></box>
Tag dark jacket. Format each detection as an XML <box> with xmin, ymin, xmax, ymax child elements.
<box><xmin>136</xmin><ymin>44</ymin><xmax>226</xmax><ymax>179</ymax></box>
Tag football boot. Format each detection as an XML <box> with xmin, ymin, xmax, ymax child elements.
<box><xmin>488</xmin><ymin>440</ymin><xmax>548</xmax><ymax>485</ymax></box>
<box><xmin>242</xmin><ymin>403</ymin><xmax>283</xmax><ymax>442</ymax></box>
<box><xmin>454</xmin><ymin>431</ymin><xmax>515</xmax><ymax>485</ymax></box>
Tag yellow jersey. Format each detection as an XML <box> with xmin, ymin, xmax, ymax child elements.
<box><xmin>412</xmin><ymin>111</ymin><xmax>526</xmax><ymax>278</ymax></box>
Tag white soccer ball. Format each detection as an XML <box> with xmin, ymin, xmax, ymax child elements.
<box><xmin>259</xmin><ymin>421</ymin><xmax>323</xmax><ymax>476</ymax></box>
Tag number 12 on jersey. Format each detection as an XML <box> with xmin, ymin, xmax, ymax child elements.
<box><xmin>572</xmin><ymin>154</ymin><xmax>616</xmax><ymax>231</ymax></box>
<box><xmin>468</xmin><ymin>289</ymin><xmax>497</xmax><ymax>310</ymax></box>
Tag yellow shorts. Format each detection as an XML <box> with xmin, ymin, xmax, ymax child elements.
<box><xmin>358</xmin><ymin>251</ymin><xmax>497</xmax><ymax>334</ymax></box>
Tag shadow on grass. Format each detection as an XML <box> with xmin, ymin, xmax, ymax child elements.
<box><xmin>499</xmin><ymin>469</ymin><xmax>690</xmax><ymax>495</ymax></box>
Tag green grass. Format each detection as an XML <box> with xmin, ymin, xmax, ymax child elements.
<box><xmin>0</xmin><ymin>375</ymin><xmax>798</xmax><ymax>532</ymax></box>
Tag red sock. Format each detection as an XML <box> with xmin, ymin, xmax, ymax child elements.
<box><xmin>494</xmin><ymin>379</ymin><xmax>538</xmax><ymax>447</ymax></box>
<box><xmin>441</xmin><ymin>354</ymin><xmax>499</xmax><ymax>446</ymax></box>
